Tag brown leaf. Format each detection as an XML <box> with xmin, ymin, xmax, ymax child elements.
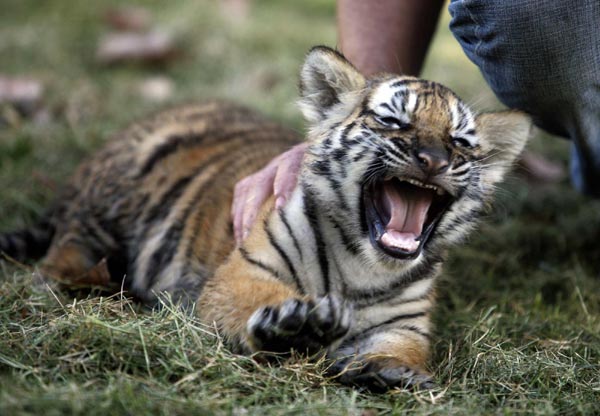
<box><xmin>56</xmin><ymin>258</ymin><xmax>113</xmax><ymax>289</ymax></box>
<box><xmin>221</xmin><ymin>0</ymin><xmax>252</xmax><ymax>22</ymax></box>
<box><xmin>104</xmin><ymin>6</ymin><xmax>152</xmax><ymax>32</ymax></box>
<box><xmin>96</xmin><ymin>30</ymin><xmax>178</xmax><ymax>65</ymax></box>
<box><xmin>0</xmin><ymin>76</ymin><xmax>44</xmax><ymax>117</ymax></box>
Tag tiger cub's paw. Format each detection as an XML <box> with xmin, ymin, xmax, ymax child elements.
<box><xmin>247</xmin><ymin>295</ymin><xmax>352</xmax><ymax>356</ymax></box>
<box><xmin>329</xmin><ymin>358</ymin><xmax>435</xmax><ymax>392</ymax></box>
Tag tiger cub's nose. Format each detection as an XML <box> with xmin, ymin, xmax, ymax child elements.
<box><xmin>414</xmin><ymin>148</ymin><xmax>450</xmax><ymax>175</ymax></box>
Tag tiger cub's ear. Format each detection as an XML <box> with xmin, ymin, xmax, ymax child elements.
<box><xmin>299</xmin><ymin>46</ymin><xmax>366</xmax><ymax>124</ymax></box>
<box><xmin>476</xmin><ymin>110</ymin><xmax>533</xmax><ymax>185</ymax></box>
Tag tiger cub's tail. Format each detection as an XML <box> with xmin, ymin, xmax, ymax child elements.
<box><xmin>0</xmin><ymin>215</ymin><xmax>55</xmax><ymax>262</ymax></box>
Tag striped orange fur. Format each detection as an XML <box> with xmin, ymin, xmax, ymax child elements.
<box><xmin>0</xmin><ymin>47</ymin><xmax>531</xmax><ymax>390</ymax></box>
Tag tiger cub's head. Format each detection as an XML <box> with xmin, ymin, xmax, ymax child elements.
<box><xmin>298</xmin><ymin>46</ymin><xmax>531</xmax><ymax>269</ymax></box>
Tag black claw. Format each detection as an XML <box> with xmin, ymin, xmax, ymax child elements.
<box><xmin>247</xmin><ymin>295</ymin><xmax>352</xmax><ymax>355</ymax></box>
<box><xmin>330</xmin><ymin>360</ymin><xmax>434</xmax><ymax>392</ymax></box>
<box><xmin>277</xmin><ymin>299</ymin><xmax>307</xmax><ymax>332</ymax></box>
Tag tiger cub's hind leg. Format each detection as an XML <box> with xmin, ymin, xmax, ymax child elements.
<box><xmin>41</xmin><ymin>242</ymin><xmax>111</xmax><ymax>288</ymax></box>
<box><xmin>39</xmin><ymin>222</ymin><xmax>120</xmax><ymax>289</ymax></box>
<box><xmin>328</xmin><ymin>325</ymin><xmax>435</xmax><ymax>391</ymax></box>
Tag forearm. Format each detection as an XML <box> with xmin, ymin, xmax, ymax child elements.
<box><xmin>337</xmin><ymin>0</ymin><xmax>445</xmax><ymax>76</ymax></box>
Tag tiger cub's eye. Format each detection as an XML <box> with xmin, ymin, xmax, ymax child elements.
<box><xmin>375</xmin><ymin>116</ymin><xmax>410</xmax><ymax>130</ymax></box>
<box><xmin>451</xmin><ymin>137</ymin><xmax>474</xmax><ymax>149</ymax></box>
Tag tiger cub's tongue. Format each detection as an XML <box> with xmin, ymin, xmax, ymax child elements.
<box><xmin>380</xmin><ymin>180</ymin><xmax>433</xmax><ymax>252</ymax></box>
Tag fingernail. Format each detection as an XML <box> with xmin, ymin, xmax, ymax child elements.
<box><xmin>242</xmin><ymin>230</ymin><xmax>249</xmax><ymax>240</ymax></box>
<box><xmin>275</xmin><ymin>196</ymin><xmax>286</xmax><ymax>209</ymax></box>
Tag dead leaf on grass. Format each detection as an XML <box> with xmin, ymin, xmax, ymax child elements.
<box><xmin>221</xmin><ymin>0</ymin><xmax>252</xmax><ymax>22</ymax></box>
<box><xmin>96</xmin><ymin>30</ymin><xmax>178</xmax><ymax>65</ymax></box>
<box><xmin>138</xmin><ymin>76</ymin><xmax>174</xmax><ymax>103</ymax></box>
<box><xmin>0</xmin><ymin>76</ymin><xmax>44</xmax><ymax>117</ymax></box>
<box><xmin>104</xmin><ymin>6</ymin><xmax>152</xmax><ymax>32</ymax></box>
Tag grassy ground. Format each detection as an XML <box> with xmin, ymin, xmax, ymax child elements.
<box><xmin>1</xmin><ymin>1</ymin><xmax>599</xmax><ymax>414</ymax></box>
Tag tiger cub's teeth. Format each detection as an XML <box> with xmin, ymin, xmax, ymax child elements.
<box><xmin>382</xmin><ymin>175</ymin><xmax>446</xmax><ymax>196</ymax></box>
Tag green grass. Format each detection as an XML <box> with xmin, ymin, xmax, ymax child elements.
<box><xmin>1</xmin><ymin>1</ymin><xmax>599</xmax><ymax>414</ymax></box>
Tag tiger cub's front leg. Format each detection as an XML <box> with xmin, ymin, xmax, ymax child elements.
<box><xmin>197</xmin><ymin>250</ymin><xmax>352</xmax><ymax>355</ymax></box>
<box><xmin>329</xmin><ymin>320</ymin><xmax>434</xmax><ymax>391</ymax></box>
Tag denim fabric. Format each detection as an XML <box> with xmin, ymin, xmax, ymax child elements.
<box><xmin>449</xmin><ymin>0</ymin><xmax>600</xmax><ymax>197</ymax></box>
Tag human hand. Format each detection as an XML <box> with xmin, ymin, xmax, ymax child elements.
<box><xmin>231</xmin><ymin>142</ymin><xmax>307</xmax><ymax>243</ymax></box>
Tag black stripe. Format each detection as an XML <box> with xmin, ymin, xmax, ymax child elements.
<box><xmin>364</xmin><ymin>311</ymin><xmax>426</xmax><ymax>334</ymax></box>
<box><xmin>327</xmin><ymin>215</ymin><xmax>359</xmax><ymax>255</ymax></box>
<box><xmin>394</xmin><ymin>325</ymin><xmax>431</xmax><ymax>340</ymax></box>
<box><xmin>133</xmin><ymin>148</ymin><xmax>236</xmax><ymax>268</ymax></box>
<box><xmin>392</xmin><ymin>90</ymin><xmax>408</xmax><ymax>102</ymax></box>
<box><xmin>183</xmin><ymin>104</ymin><xmax>259</xmax><ymax>123</ymax></box>
<box><xmin>142</xmin><ymin>149</ymin><xmax>251</xmax><ymax>289</ymax></box>
<box><xmin>326</xmin><ymin>175</ymin><xmax>350</xmax><ymax>211</ymax></box>
<box><xmin>143</xmin><ymin>168</ymin><xmax>207</xmax><ymax>226</ymax></box>
<box><xmin>455</xmin><ymin>104</ymin><xmax>470</xmax><ymax>131</ymax></box>
<box><xmin>379</xmin><ymin>102</ymin><xmax>394</xmax><ymax>113</ymax></box>
<box><xmin>358</xmin><ymin>181</ymin><xmax>368</xmax><ymax>236</ymax></box>
<box><xmin>138</xmin><ymin>134</ymin><xmax>189</xmax><ymax>177</ymax></box>
<box><xmin>390</xmin><ymin>79</ymin><xmax>428</xmax><ymax>89</ymax></box>
<box><xmin>452</xmin><ymin>157</ymin><xmax>469</xmax><ymax>170</ymax></box>
<box><xmin>391</xmin><ymin>91</ymin><xmax>405</xmax><ymax>114</ymax></box>
<box><xmin>412</xmin><ymin>94</ymin><xmax>421</xmax><ymax>112</ymax></box>
<box><xmin>137</xmin><ymin>128</ymin><xmax>230</xmax><ymax>177</ymax></box>
<box><xmin>279</xmin><ymin>209</ymin><xmax>303</xmax><ymax>261</ymax></box>
<box><xmin>435</xmin><ymin>86</ymin><xmax>451</xmax><ymax>113</ymax></box>
<box><xmin>342</xmin><ymin>312</ymin><xmax>427</xmax><ymax>345</ymax></box>
<box><xmin>239</xmin><ymin>247</ymin><xmax>282</xmax><ymax>280</ymax></box>
<box><xmin>302</xmin><ymin>186</ymin><xmax>330</xmax><ymax>294</ymax></box>
<box><xmin>138</xmin><ymin>126</ymin><xmax>294</xmax><ymax>178</ymax></box>
<box><xmin>338</xmin><ymin>121</ymin><xmax>357</xmax><ymax>144</ymax></box>
<box><xmin>138</xmin><ymin>134</ymin><xmax>297</xmax><ymax>286</ymax></box>
<box><xmin>59</xmin><ymin>224</ymin><xmax>101</xmax><ymax>265</ymax></box>
<box><xmin>142</xmin><ymin>130</ymin><xmax>300</xmax><ymax>288</ymax></box>
<box><xmin>331</xmin><ymin>147</ymin><xmax>347</xmax><ymax>162</ymax></box>
<box><xmin>386</xmin><ymin>142</ymin><xmax>411</xmax><ymax>162</ymax></box>
<box><xmin>457</xmin><ymin>116</ymin><xmax>468</xmax><ymax>132</ymax></box>
<box><xmin>265</xmin><ymin>219</ymin><xmax>304</xmax><ymax>294</ymax></box>
<box><xmin>329</xmin><ymin>252</ymin><xmax>347</xmax><ymax>295</ymax></box>
<box><xmin>76</xmin><ymin>217</ymin><xmax>116</xmax><ymax>260</ymax></box>
<box><xmin>352</xmin><ymin>148</ymin><xmax>369</xmax><ymax>162</ymax></box>
<box><xmin>309</xmin><ymin>159</ymin><xmax>331</xmax><ymax>175</ymax></box>
<box><xmin>347</xmin><ymin>256</ymin><xmax>442</xmax><ymax>303</ymax></box>
<box><xmin>0</xmin><ymin>214</ymin><xmax>55</xmax><ymax>261</ymax></box>
<box><xmin>436</xmin><ymin>208</ymin><xmax>481</xmax><ymax>235</ymax></box>
<box><xmin>357</xmin><ymin>290</ymin><xmax>433</xmax><ymax>310</ymax></box>
<box><xmin>308</xmin><ymin>157</ymin><xmax>350</xmax><ymax>211</ymax></box>
<box><xmin>181</xmin><ymin>137</ymin><xmax>299</xmax><ymax>270</ymax></box>
<box><xmin>358</xmin><ymin>108</ymin><xmax>376</xmax><ymax>119</ymax></box>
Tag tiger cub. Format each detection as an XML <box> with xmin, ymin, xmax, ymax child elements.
<box><xmin>0</xmin><ymin>46</ymin><xmax>531</xmax><ymax>390</ymax></box>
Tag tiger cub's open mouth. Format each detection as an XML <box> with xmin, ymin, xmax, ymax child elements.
<box><xmin>363</xmin><ymin>177</ymin><xmax>454</xmax><ymax>259</ymax></box>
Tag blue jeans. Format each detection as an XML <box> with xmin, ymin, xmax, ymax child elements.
<box><xmin>449</xmin><ymin>0</ymin><xmax>600</xmax><ymax>197</ymax></box>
